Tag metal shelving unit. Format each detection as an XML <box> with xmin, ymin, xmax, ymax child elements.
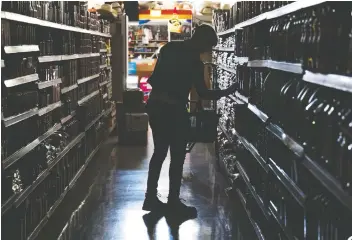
<box><xmin>214</xmin><ymin>1</ymin><xmax>352</xmax><ymax>239</ymax></box>
<box><xmin>1</xmin><ymin>6</ymin><xmax>115</xmax><ymax>240</ymax></box>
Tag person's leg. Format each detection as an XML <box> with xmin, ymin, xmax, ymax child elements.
<box><xmin>168</xmin><ymin>135</ymin><xmax>187</xmax><ymax>199</ymax></box>
<box><xmin>143</xmin><ymin>103</ymin><xmax>170</xmax><ymax>211</ymax></box>
<box><xmin>167</xmin><ymin>110</ymin><xmax>197</xmax><ymax>216</ymax></box>
<box><xmin>146</xmin><ymin>126</ymin><xmax>169</xmax><ymax>195</ymax></box>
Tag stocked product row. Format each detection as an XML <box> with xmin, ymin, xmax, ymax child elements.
<box><xmin>1</xmin><ymin>1</ymin><xmax>110</xmax><ymax>34</ymax></box>
<box><xmin>213</xmin><ymin>1</ymin><xmax>352</xmax><ymax>240</ymax></box>
<box><xmin>56</xmin><ymin>165</ymin><xmax>110</xmax><ymax>240</ymax></box>
<box><xmin>214</xmin><ymin>3</ymin><xmax>352</xmax><ymax>76</ymax></box>
<box><xmin>1</xmin><ymin>3</ymin><xmax>115</xmax><ymax>240</ymax></box>
<box><xmin>213</xmin><ymin>1</ymin><xmax>293</xmax><ymax>33</ymax></box>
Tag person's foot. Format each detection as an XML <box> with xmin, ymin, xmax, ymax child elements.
<box><xmin>142</xmin><ymin>193</ymin><xmax>166</xmax><ymax>212</ymax></box>
<box><xmin>166</xmin><ymin>198</ymin><xmax>197</xmax><ymax>218</ymax></box>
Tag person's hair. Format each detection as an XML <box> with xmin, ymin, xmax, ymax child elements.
<box><xmin>191</xmin><ymin>24</ymin><xmax>218</xmax><ymax>50</ymax></box>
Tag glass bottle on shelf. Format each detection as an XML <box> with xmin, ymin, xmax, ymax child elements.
<box><xmin>307</xmin><ymin>9</ymin><xmax>318</xmax><ymax>71</ymax></box>
<box><xmin>348</xmin><ymin>24</ymin><xmax>352</xmax><ymax>75</ymax></box>
<box><xmin>300</xmin><ymin>11</ymin><xmax>309</xmax><ymax>69</ymax></box>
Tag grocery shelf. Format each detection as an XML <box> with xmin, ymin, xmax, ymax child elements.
<box><xmin>215</xmin><ymin>1</ymin><xmax>352</xmax><ymax>238</ymax></box>
<box><xmin>235</xmin><ymin>189</ymin><xmax>266</xmax><ymax>240</ymax></box>
<box><xmin>232</xmin><ymin>127</ymin><xmax>268</xmax><ymax>172</ymax></box>
<box><xmin>99</xmin><ymin>80</ymin><xmax>108</xmax><ymax>87</ymax></box>
<box><xmin>37</xmin><ymin>78</ymin><xmax>62</xmax><ymax>89</ymax></box>
<box><xmin>38</xmin><ymin>101</ymin><xmax>62</xmax><ymax>116</ymax></box>
<box><xmin>61</xmin><ymin>111</ymin><xmax>76</xmax><ymax>125</ymax></box>
<box><xmin>14</xmin><ymin>171</ymin><xmax>50</xmax><ymax>207</ymax></box>
<box><xmin>266</xmin><ymin>0</ymin><xmax>326</xmax><ymax>20</ymax></box>
<box><xmin>213</xmin><ymin>47</ymin><xmax>234</xmax><ymax>52</ymax></box>
<box><xmin>217</xmin><ymin>26</ymin><xmax>241</xmax><ymax>36</ymax></box>
<box><xmin>1</xmin><ymin>11</ymin><xmax>111</xmax><ymax>37</ymax></box>
<box><xmin>27</xmin><ymin>217</ymin><xmax>49</xmax><ymax>240</ymax></box>
<box><xmin>248</xmin><ymin>104</ymin><xmax>269</xmax><ymax>123</ymax></box>
<box><xmin>228</xmin><ymin>95</ymin><xmax>244</xmax><ymax>104</ymax></box>
<box><xmin>77</xmin><ymin>74</ymin><xmax>100</xmax><ymax>85</ymax></box>
<box><xmin>46</xmin><ymin>133</ymin><xmax>86</xmax><ymax>173</ymax></box>
<box><xmin>27</xmin><ymin>140</ymin><xmax>101</xmax><ymax>240</ymax></box>
<box><xmin>219</xmin><ymin>123</ymin><xmax>268</xmax><ymax>173</ymax></box>
<box><xmin>235</xmin><ymin>56</ymin><xmax>249</xmax><ymax>65</ymax></box>
<box><xmin>219</xmin><ymin>123</ymin><xmax>233</xmax><ymax>143</ymax></box>
<box><xmin>302</xmin><ymin>155</ymin><xmax>352</xmax><ymax>212</ymax></box>
<box><xmin>303</xmin><ymin>71</ymin><xmax>352</xmax><ymax>93</ymax></box>
<box><xmin>267</xmin><ymin>158</ymin><xmax>306</xmax><ymax>206</ymax></box>
<box><xmin>266</xmin><ymin>123</ymin><xmax>304</xmax><ymax>158</ymax></box>
<box><xmin>268</xmin><ymin>204</ymin><xmax>296</xmax><ymax>240</ymax></box>
<box><xmin>130</xmin><ymin>46</ymin><xmax>159</xmax><ymax>48</ymax></box>
<box><xmin>78</xmin><ymin>90</ymin><xmax>100</xmax><ymax>106</ymax></box>
<box><xmin>217</xmin><ymin>0</ymin><xmax>326</xmax><ymax>35</ymax></box>
<box><xmin>134</xmin><ymin>52</ymin><xmax>154</xmax><ymax>54</ymax></box>
<box><xmin>4</xmin><ymin>45</ymin><xmax>39</xmax><ymax>54</ymax></box>
<box><xmin>12</xmin><ymin>131</ymin><xmax>84</xmax><ymax>209</ymax></box>
<box><xmin>236</xmin><ymin>13</ymin><xmax>268</xmax><ymax>29</ymax></box>
<box><xmin>1</xmin><ymin>194</ymin><xmax>17</xmax><ymax>216</ymax></box>
<box><xmin>85</xmin><ymin>111</ymin><xmax>105</xmax><ymax>132</ymax></box>
<box><xmin>4</xmin><ymin>73</ymin><xmax>39</xmax><ymax>87</ymax></box>
<box><xmin>245</xmin><ymin>104</ymin><xmax>304</xmax><ymax>158</ymax></box>
<box><xmin>3</xmin><ymin>123</ymin><xmax>62</xmax><ymax>169</ymax></box>
<box><xmin>236</xmin><ymin>161</ymin><xmax>270</xmax><ymax>219</ymax></box>
<box><xmin>61</xmin><ymin>84</ymin><xmax>78</xmax><ymax>94</ymax></box>
<box><xmin>217</xmin><ymin>64</ymin><xmax>236</xmax><ymax>74</ymax></box>
<box><xmin>38</xmin><ymin>53</ymin><xmax>100</xmax><ymax>63</ymax></box>
<box><xmin>1</xmin><ymin>5</ymin><xmax>115</xmax><ymax>239</ymax></box>
<box><xmin>235</xmin><ymin>91</ymin><xmax>249</xmax><ymax>103</ymax></box>
<box><xmin>248</xmin><ymin>60</ymin><xmax>303</xmax><ymax>74</ymax></box>
<box><xmin>131</xmin><ymin>40</ymin><xmax>168</xmax><ymax>42</ymax></box>
<box><xmin>2</xmin><ymin>107</ymin><xmax>38</xmax><ymax>127</ymax></box>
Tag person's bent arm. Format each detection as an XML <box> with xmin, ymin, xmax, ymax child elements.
<box><xmin>194</xmin><ymin>63</ymin><xmax>237</xmax><ymax>100</ymax></box>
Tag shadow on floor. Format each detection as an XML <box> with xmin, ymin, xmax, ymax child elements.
<box><xmin>37</xmin><ymin>131</ymin><xmax>234</xmax><ymax>240</ymax></box>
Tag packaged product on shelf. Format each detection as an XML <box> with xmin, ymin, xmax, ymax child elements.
<box><xmin>213</xmin><ymin>1</ymin><xmax>352</xmax><ymax>239</ymax></box>
<box><xmin>1</xmin><ymin>3</ymin><xmax>113</xmax><ymax>239</ymax></box>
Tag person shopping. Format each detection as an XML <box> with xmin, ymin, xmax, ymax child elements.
<box><xmin>143</xmin><ymin>24</ymin><xmax>238</xmax><ymax>215</ymax></box>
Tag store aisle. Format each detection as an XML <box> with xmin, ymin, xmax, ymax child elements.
<box><xmin>37</xmin><ymin>130</ymin><xmax>234</xmax><ymax>240</ymax></box>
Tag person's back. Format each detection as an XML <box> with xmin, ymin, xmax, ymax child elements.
<box><xmin>147</xmin><ymin>40</ymin><xmax>203</xmax><ymax>107</ymax></box>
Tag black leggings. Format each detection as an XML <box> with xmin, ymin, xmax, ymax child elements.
<box><xmin>146</xmin><ymin>101</ymin><xmax>190</xmax><ymax>199</ymax></box>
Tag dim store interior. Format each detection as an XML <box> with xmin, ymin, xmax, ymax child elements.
<box><xmin>1</xmin><ymin>1</ymin><xmax>352</xmax><ymax>240</ymax></box>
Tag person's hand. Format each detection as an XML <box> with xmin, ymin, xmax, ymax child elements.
<box><xmin>225</xmin><ymin>83</ymin><xmax>238</xmax><ymax>96</ymax></box>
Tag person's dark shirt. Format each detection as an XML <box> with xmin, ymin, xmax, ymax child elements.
<box><xmin>147</xmin><ymin>40</ymin><xmax>227</xmax><ymax>106</ymax></box>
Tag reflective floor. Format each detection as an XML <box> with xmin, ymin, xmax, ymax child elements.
<box><xmin>37</xmin><ymin>130</ymin><xmax>234</xmax><ymax>240</ymax></box>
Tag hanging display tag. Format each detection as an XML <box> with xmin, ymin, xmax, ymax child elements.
<box><xmin>168</xmin><ymin>13</ymin><xmax>182</xmax><ymax>33</ymax></box>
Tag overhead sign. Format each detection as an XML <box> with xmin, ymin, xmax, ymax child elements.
<box><xmin>168</xmin><ymin>13</ymin><xmax>182</xmax><ymax>33</ymax></box>
<box><xmin>139</xmin><ymin>9</ymin><xmax>192</xmax><ymax>20</ymax></box>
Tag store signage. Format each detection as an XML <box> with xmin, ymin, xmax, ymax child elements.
<box><xmin>128</xmin><ymin>62</ymin><xmax>137</xmax><ymax>75</ymax></box>
<box><xmin>168</xmin><ymin>14</ymin><xmax>182</xmax><ymax>33</ymax></box>
<box><xmin>150</xmin><ymin>10</ymin><xmax>161</xmax><ymax>17</ymax></box>
<box><xmin>139</xmin><ymin>9</ymin><xmax>192</xmax><ymax>20</ymax></box>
